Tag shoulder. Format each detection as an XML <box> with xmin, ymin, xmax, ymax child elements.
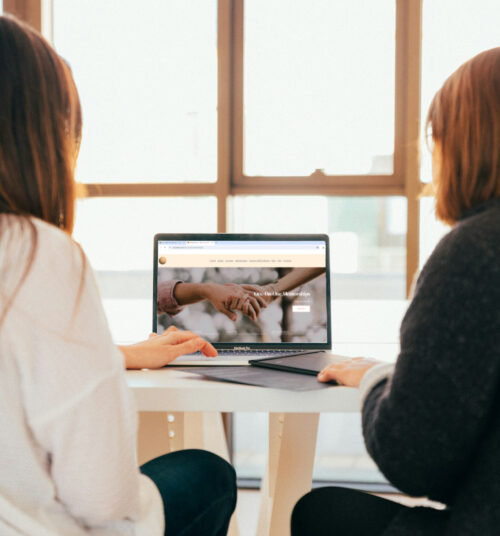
<box><xmin>1</xmin><ymin>216</ymin><xmax>122</xmax><ymax>387</ymax></box>
<box><xmin>410</xmin><ymin>204</ymin><xmax>500</xmax><ymax>322</ymax></box>
<box><xmin>419</xmin><ymin>205</ymin><xmax>500</xmax><ymax>287</ymax></box>
<box><xmin>0</xmin><ymin>214</ymin><xmax>83</xmax><ymax>270</ymax></box>
<box><xmin>0</xmin><ymin>215</ymin><xmax>90</xmax><ymax>332</ymax></box>
<box><xmin>31</xmin><ymin>215</ymin><xmax>84</xmax><ymax>263</ymax></box>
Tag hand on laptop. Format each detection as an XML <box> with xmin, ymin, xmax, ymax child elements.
<box><xmin>118</xmin><ymin>326</ymin><xmax>218</xmax><ymax>369</ymax></box>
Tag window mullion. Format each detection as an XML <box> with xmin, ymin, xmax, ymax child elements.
<box><xmin>396</xmin><ymin>0</ymin><xmax>423</xmax><ymax>296</ymax></box>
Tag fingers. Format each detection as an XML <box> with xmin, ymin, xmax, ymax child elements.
<box><xmin>241</xmin><ymin>284</ymin><xmax>261</xmax><ymax>299</ymax></box>
<box><xmin>317</xmin><ymin>365</ymin><xmax>341</xmax><ymax>384</ymax></box>
<box><xmin>317</xmin><ymin>358</ymin><xmax>377</xmax><ymax>387</ymax></box>
<box><xmin>151</xmin><ymin>326</ymin><xmax>178</xmax><ymax>339</ymax></box>
<box><xmin>220</xmin><ymin>307</ymin><xmax>238</xmax><ymax>322</ymax></box>
<box><xmin>242</xmin><ymin>300</ymin><xmax>257</xmax><ymax>321</ymax></box>
<box><xmin>253</xmin><ymin>292</ymin><xmax>267</xmax><ymax>308</ymax></box>
<box><xmin>229</xmin><ymin>295</ymin><xmax>241</xmax><ymax>310</ymax></box>
<box><xmin>241</xmin><ymin>284</ymin><xmax>270</xmax><ymax>306</ymax></box>
<box><xmin>241</xmin><ymin>284</ymin><xmax>259</xmax><ymax>291</ymax></box>
<box><xmin>159</xmin><ymin>329</ymin><xmax>218</xmax><ymax>359</ymax></box>
<box><xmin>162</xmin><ymin>330</ymin><xmax>200</xmax><ymax>345</ymax></box>
<box><xmin>200</xmin><ymin>339</ymin><xmax>218</xmax><ymax>357</ymax></box>
<box><xmin>174</xmin><ymin>336</ymin><xmax>217</xmax><ymax>358</ymax></box>
<box><xmin>248</xmin><ymin>296</ymin><xmax>261</xmax><ymax>316</ymax></box>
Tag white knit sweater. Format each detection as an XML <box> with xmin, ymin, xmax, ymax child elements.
<box><xmin>0</xmin><ymin>216</ymin><xmax>163</xmax><ymax>535</ymax></box>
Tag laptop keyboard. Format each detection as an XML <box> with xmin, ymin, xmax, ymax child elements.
<box><xmin>176</xmin><ymin>349</ymin><xmax>318</xmax><ymax>362</ymax></box>
<box><xmin>217</xmin><ymin>350</ymin><xmax>313</xmax><ymax>357</ymax></box>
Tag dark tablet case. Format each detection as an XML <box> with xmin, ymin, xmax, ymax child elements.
<box><xmin>249</xmin><ymin>351</ymin><xmax>339</xmax><ymax>378</ymax></box>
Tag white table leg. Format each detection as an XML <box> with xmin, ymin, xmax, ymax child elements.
<box><xmin>257</xmin><ymin>413</ymin><xmax>320</xmax><ymax>536</ymax></box>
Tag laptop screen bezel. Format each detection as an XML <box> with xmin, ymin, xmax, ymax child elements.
<box><xmin>153</xmin><ymin>233</ymin><xmax>332</xmax><ymax>350</ymax></box>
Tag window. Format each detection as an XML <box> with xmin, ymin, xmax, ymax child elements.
<box><xmin>7</xmin><ymin>0</ymin><xmax>426</xmax><ymax>491</ymax></box>
<box><xmin>230</xmin><ymin>196</ymin><xmax>406</xmax><ymax>299</ymax></box>
<box><xmin>73</xmin><ymin>197</ymin><xmax>217</xmax><ymax>342</ymax></box>
<box><xmin>54</xmin><ymin>0</ymin><xmax>218</xmax><ymax>183</ymax></box>
<box><xmin>242</xmin><ymin>1</ymin><xmax>395</xmax><ymax>177</ymax></box>
<box><xmin>421</xmin><ymin>0</ymin><xmax>500</xmax><ymax>185</ymax></box>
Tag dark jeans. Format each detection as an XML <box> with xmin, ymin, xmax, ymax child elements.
<box><xmin>140</xmin><ymin>449</ymin><xmax>237</xmax><ymax>536</ymax></box>
<box><xmin>291</xmin><ymin>486</ymin><xmax>407</xmax><ymax>536</ymax></box>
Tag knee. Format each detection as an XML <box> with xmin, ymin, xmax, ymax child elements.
<box><xmin>292</xmin><ymin>487</ymin><xmax>347</xmax><ymax>535</ymax></box>
<box><xmin>141</xmin><ymin>448</ymin><xmax>237</xmax><ymax>517</ymax></box>
<box><xmin>292</xmin><ymin>488</ymin><xmax>319</xmax><ymax>527</ymax></box>
<box><xmin>182</xmin><ymin>449</ymin><xmax>237</xmax><ymax>501</ymax></box>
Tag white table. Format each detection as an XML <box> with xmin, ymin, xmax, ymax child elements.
<box><xmin>127</xmin><ymin>360</ymin><xmax>362</xmax><ymax>536</ymax></box>
<box><xmin>119</xmin><ymin>300</ymin><xmax>405</xmax><ymax>536</ymax></box>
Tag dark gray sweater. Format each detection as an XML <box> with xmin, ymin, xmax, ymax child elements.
<box><xmin>362</xmin><ymin>197</ymin><xmax>500</xmax><ymax>535</ymax></box>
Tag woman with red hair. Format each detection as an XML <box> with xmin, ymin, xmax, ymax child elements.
<box><xmin>292</xmin><ymin>48</ymin><xmax>500</xmax><ymax>535</ymax></box>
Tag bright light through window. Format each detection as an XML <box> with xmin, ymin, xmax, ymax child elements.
<box><xmin>244</xmin><ymin>0</ymin><xmax>395</xmax><ymax>176</ymax></box>
<box><xmin>53</xmin><ymin>0</ymin><xmax>217</xmax><ymax>183</ymax></box>
<box><xmin>421</xmin><ymin>0</ymin><xmax>500</xmax><ymax>183</ymax></box>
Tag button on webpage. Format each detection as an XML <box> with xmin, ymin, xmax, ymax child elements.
<box><xmin>293</xmin><ymin>305</ymin><xmax>311</xmax><ymax>312</ymax></box>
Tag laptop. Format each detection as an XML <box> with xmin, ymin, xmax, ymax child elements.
<box><xmin>153</xmin><ymin>233</ymin><xmax>331</xmax><ymax>365</ymax></box>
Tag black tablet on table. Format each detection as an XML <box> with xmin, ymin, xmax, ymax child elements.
<box><xmin>249</xmin><ymin>352</ymin><xmax>340</xmax><ymax>381</ymax></box>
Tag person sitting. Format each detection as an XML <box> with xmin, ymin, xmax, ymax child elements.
<box><xmin>292</xmin><ymin>47</ymin><xmax>500</xmax><ymax>536</ymax></box>
<box><xmin>0</xmin><ymin>15</ymin><xmax>235</xmax><ymax>536</ymax></box>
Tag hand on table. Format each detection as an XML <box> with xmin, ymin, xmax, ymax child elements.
<box><xmin>119</xmin><ymin>326</ymin><xmax>217</xmax><ymax>369</ymax></box>
<box><xmin>317</xmin><ymin>357</ymin><xmax>381</xmax><ymax>387</ymax></box>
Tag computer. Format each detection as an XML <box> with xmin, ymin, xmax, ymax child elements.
<box><xmin>153</xmin><ymin>234</ymin><xmax>331</xmax><ymax>365</ymax></box>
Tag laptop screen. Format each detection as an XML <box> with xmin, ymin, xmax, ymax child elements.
<box><xmin>154</xmin><ymin>235</ymin><xmax>330</xmax><ymax>348</ymax></box>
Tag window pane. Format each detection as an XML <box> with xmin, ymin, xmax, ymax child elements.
<box><xmin>421</xmin><ymin>0</ymin><xmax>500</xmax><ymax>182</ymax></box>
<box><xmin>231</xmin><ymin>196</ymin><xmax>407</xmax><ymax>485</ymax></box>
<box><xmin>230</xmin><ymin>196</ymin><xmax>406</xmax><ymax>298</ymax></box>
<box><xmin>73</xmin><ymin>197</ymin><xmax>217</xmax><ymax>342</ymax></box>
<box><xmin>244</xmin><ymin>1</ymin><xmax>395</xmax><ymax>176</ymax></box>
<box><xmin>54</xmin><ymin>0</ymin><xmax>217</xmax><ymax>183</ymax></box>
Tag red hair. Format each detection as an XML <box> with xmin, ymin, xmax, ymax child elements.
<box><xmin>427</xmin><ymin>47</ymin><xmax>500</xmax><ymax>224</ymax></box>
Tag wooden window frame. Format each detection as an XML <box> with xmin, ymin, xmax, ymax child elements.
<box><xmin>230</xmin><ymin>0</ymin><xmax>404</xmax><ymax>195</ymax></box>
<box><xmin>5</xmin><ymin>0</ymin><xmax>423</xmax><ymax>296</ymax></box>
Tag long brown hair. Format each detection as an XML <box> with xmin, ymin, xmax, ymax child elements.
<box><xmin>426</xmin><ymin>47</ymin><xmax>500</xmax><ymax>224</ymax></box>
<box><xmin>0</xmin><ymin>15</ymin><xmax>82</xmax><ymax>326</ymax></box>
<box><xmin>0</xmin><ymin>15</ymin><xmax>81</xmax><ymax>229</ymax></box>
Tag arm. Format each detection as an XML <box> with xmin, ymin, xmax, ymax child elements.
<box><xmin>361</xmin><ymin>233</ymin><xmax>500</xmax><ymax>502</ymax></box>
<box><xmin>157</xmin><ymin>279</ymin><xmax>184</xmax><ymax>315</ymax></box>
<box><xmin>272</xmin><ymin>267</ymin><xmax>326</xmax><ymax>294</ymax></box>
<box><xmin>33</xmin><ymin>354</ymin><xmax>144</xmax><ymax>527</ymax></box>
<box><xmin>242</xmin><ymin>267</ymin><xmax>326</xmax><ymax>304</ymax></box>
<box><xmin>174</xmin><ymin>281</ymin><xmax>264</xmax><ymax>321</ymax></box>
<box><xmin>18</xmin><ymin>237</ymin><xmax>162</xmax><ymax>530</ymax></box>
<box><xmin>317</xmin><ymin>227</ymin><xmax>500</xmax><ymax>502</ymax></box>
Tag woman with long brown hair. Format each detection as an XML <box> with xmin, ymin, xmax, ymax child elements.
<box><xmin>0</xmin><ymin>15</ymin><xmax>235</xmax><ymax>536</ymax></box>
<box><xmin>292</xmin><ymin>48</ymin><xmax>500</xmax><ymax>535</ymax></box>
